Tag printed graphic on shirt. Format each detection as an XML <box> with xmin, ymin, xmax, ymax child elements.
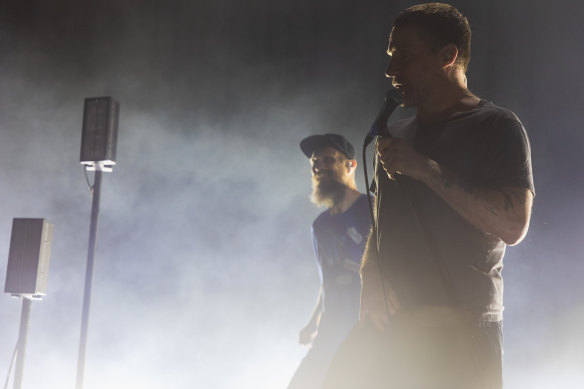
<box><xmin>347</xmin><ymin>226</ymin><xmax>363</xmax><ymax>244</ymax></box>
<box><xmin>342</xmin><ymin>258</ymin><xmax>360</xmax><ymax>273</ymax></box>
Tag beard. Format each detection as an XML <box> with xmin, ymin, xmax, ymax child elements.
<box><xmin>310</xmin><ymin>175</ymin><xmax>346</xmax><ymax>208</ymax></box>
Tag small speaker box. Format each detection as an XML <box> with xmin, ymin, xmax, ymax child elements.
<box><xmin>4</xmin><ymin>218</ymin><xmax>53</xmax><ymax>298</ymax></box>
<box><xmin>80</xmin><ymin>96</ymin><xmax>119</xmax><ymax>170</ymax></box>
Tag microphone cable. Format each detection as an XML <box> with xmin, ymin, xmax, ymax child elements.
<box><xmin>361</xmin><ymin>89</ymin><xmax>402</xmax><ymax>320</ymax></box>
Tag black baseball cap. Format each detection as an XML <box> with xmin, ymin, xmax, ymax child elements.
<box><xmin>300</xmin><ymin>133</ymin><xmax>355</xmax><ymax>160</ymax></box>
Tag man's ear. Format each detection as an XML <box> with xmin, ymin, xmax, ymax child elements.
<box><xmin>440</xmin><ymin>43</ymin><xmax>458</xmax><ymax>68</ymax></box>
<box><xmin>346</xmin><ymin>159</ymin><xmax>357</xmax><ymax>171</ymax></box>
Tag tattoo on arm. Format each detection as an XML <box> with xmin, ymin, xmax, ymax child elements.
<box><xmin>437</xmin><ymin>166</ymin><xmax>529</xmax><ymax>218</ymax></box>
<box><xmin>486</xmin><ymin>188</ymin><xmax>530</xmax><ymax>216</ymax></box>
<box><xmin>442</xmin><ymin>172</ymin><xmax>474</xmax><ymax>194</ymax></box>
<box><xmin>485</xmin><ymin>194</ymin><xmax>500</xmax><ymax>216</ymax></box>
<box><xmin>502</xmin><ymin>192</ymin><xmax>514</xmax><ymax>212</ymax></box>
<box><xmin>501</xmin><ymin>188</ymin><xmax>528</xmax><ymax>213</ymax></box>
<box><xmin>509</xmin><ymin>189</ymin><xmax>527</xmax><ymax>205</ymax></box>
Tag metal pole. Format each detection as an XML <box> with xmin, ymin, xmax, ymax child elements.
<box><xmin>13</xmin><ymin>297</ymin><xmax>32</xmax><ymax>389</ymax></box>
<box><xmin>75</xmin><ymin>169</ymin><xmax>102</xmax><ymax>389</ymax></box>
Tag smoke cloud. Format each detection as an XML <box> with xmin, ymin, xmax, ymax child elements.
<box><xmin>0</xmin><ymin>1</ymin><xmax>583</xmax><ymax>388</ymax></box>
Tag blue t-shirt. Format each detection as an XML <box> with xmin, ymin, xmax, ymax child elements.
<box><xmin>312</xmin><ymin>194</ymin><xmax>372</xmax><ymax>318</ymax></box>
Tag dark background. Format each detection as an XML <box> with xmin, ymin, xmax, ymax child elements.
<box><xmin>0</xmin><ymin>1</ymin><xmax>582</xmax><ymax>388</ymax></box>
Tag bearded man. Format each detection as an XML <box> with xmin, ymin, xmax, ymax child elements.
<box><xmin>287</xmin><ymin>133</ymin><xmax>372</xmax><ymax>389</ymax></box>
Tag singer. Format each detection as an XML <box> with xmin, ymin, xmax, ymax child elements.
<box><xmin>323</xmin><ymin>3</ymin><xmax>534</xmax><ymax>389</ymax></box>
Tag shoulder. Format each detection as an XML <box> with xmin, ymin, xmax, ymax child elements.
<box><xmin>476</xmin><ymin>102</ymin><xmax>531</xmax><ymax>147</ymax></box>
<box><xmin>462</xmin><ymin>101</ymin><xmax>534</xmax><ymax>191</ymax></box>
<box><xmin>356</xmin><ymin>193</ymin><xmax>373</xmax><ymax>208</ymax></box>
<box><xmin>312</xmin><ymin>209</ymin><xmax>331</xmax><ymax>231</ymax></box>
<box><xmin>348</xmin><ymin>194</ymin><xmax>374</xmax><ymax>228</ymax></box>
<box><xmin>345</xmin><ymin>193</ymin><xmax>372</xmax><ymax>213</ymax></box>
<box><xmin>472</xmin><ymin>101</ymin><xmax>525</xmax><ymax>130</ymax></box>
<box><xmin>448</xmin><ymin>101</ymin><xmax>530</xmax><ymax>148</ymax></box>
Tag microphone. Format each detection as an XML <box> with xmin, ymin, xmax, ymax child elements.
<box><xmin>364</xmin><ymin>89</ymin><xmax>403</xmax><ymax>146</ymax></box>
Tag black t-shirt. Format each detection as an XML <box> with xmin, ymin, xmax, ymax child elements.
<box><xmin>373</xmin><ymin>101</ymin><xmax>534</xmax><ymax>321</ymax></box>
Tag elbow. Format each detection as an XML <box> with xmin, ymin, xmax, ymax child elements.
<box><xmin>502</xmin><ymin>229</ymin><xmax>526</xmax><ymax>246</ymax></box>
<box><xmin>501</xmin><ymin>188</ymin><xmax>534</xmax><ymax>246</ymax></box>
<box><xmin>500</xmin><ymin>216</ymin><xmax>531</xmax><ymax>246</ymax></box>
<box><xmin>499</xmin><ymin>191</ymin><xmax>533</xmax><ymax>246</ymax></box>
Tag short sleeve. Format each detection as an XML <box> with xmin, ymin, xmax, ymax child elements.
<box><xmin>479</xmin><ymin>113</ymin><xmax>535</xmax><ymax>195</ymax></box>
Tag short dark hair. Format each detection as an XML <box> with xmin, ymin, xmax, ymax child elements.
<box><xmin>393</xmin><ymin>3</ymin><xmax>471</xmax><ymax>71</ymax></box>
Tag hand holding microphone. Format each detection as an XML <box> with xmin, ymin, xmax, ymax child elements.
<box><xmin>364</xmin><ymin>89</ymin><xmax>430</xmax><ymax>181</ymax></box>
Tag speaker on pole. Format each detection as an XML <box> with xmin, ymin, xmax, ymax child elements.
<box><xmin>4</xmin><ymin>218</ymin><xmax>53</xmax><ymax>300</ymax></box>
<box><xmin>80</xmin><ymin>96</ymin><xmax>119</xmax><ymax>172</ymax></box>
<box><xmin>4</xmin><ymin>217</ymin><xmax>53</xmax><ymax>389</ymax></box>
<box><xmin>76</xmin><ymin>96</ymin><xmax>120</xmax><ymax>389</ymax></box>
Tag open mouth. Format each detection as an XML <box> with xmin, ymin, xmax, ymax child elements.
<box><xmin>314</xmin><ymin>171</ymin><xmax>333</xmax><ymax>180</ymax></box>
<box><xmin>392</xmin><ymin>82</ymin><xmax>405</xmax><ymax>92</ymax></box>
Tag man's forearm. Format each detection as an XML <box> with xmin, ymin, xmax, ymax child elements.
<box><xmin>307</xmin><ymin>291</ymin><xmax>323</xmax><ymax>328</ymax></box>
<box><xmin>421</xmin><ymin>159</ymin><xmax>533</xmax><ymax>245</ymax></box>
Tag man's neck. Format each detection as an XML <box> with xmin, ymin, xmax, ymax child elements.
<box><xmin>329</xmin><ymin>186</ymin><xmax>361</xmax><ymax>215</ymax></box>
<box><xmin>416</xmin><ymin>75</ymin><xmax>480</xmax><ymax>125</ymax></box>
